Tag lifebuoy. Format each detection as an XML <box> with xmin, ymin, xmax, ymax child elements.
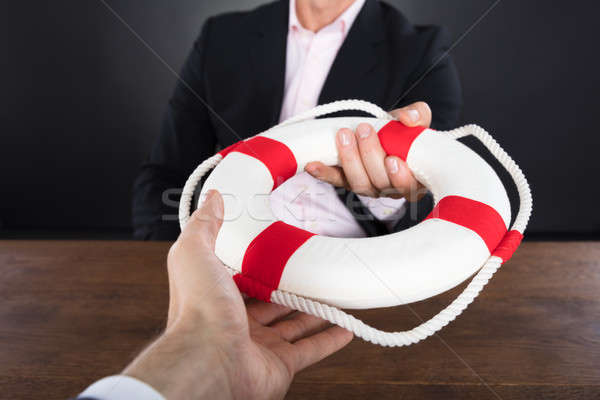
<box><xmin>180</xmin><ymin>100</ymin><xmax>532</xmax><ymax>346</ymax></box>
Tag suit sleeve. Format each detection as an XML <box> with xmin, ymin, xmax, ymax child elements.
<box><xmin>132</xmin><ymin>19</ymin><xmax>218</xmax><ymax>240</ymax></box>
<box><xmin>396</xmin><ymin>26</ymin><xmax>463</xmax><ymax>131</ymax></box>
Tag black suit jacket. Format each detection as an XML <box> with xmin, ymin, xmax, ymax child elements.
<box><xmin>132</xmin><ymin>0</ymin><xmax>462</xmax><ymax>240</ymax></box>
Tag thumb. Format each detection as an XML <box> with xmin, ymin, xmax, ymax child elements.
<box><xmin>389</xmin><ymin>101</ymin><xmax>432</xmax><ymax>128</ymax></box>
<box><xmin>180</xmin><ymin>190</ymin><xmax>224</xmax><ymax>250</ymax></box>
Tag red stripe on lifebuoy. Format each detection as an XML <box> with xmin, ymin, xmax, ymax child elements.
<box><xmin>234</xmin><ymin>221</ymin><xmax>315</xmax><ymax>302</ymax></box>
<box><xmin>218</xmin><ymin>142</ymin><xmax>242</xmax><ymax>157</ymax></box>
<box><xmin>218</xmin><ymin>137</ymin><xmax>297</xmax><ymax>189</ymax></box>
<box><xmin>377</xmin><ymin>121</ymin><xmax>426</xmax><ymax>161</ymax></box>
<box><xmin>426</xmin><ymin>196</ymin><xmax>507</xmax><ymax>253</ymax></box>
<box><xmin>492</xmin><ymin>230</ymin><xmax>523</xmax><ymax>263</ymax></box>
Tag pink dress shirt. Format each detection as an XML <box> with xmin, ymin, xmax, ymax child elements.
<box><xmin>270</xmin><ymin>0</ymin><xmax>407</xmax><ymax>237</ymax></box>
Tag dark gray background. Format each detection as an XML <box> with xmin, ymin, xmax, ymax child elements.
<box><xmin>2</xmin><ymin>0</ymin><xmax>598</xmax><ymax>238</ymax></box>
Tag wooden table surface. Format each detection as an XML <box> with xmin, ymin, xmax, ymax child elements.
<box><xmin>1</xmin><ymin>241</ymin><xmax>599</xmax><ymax>400</ymax></box>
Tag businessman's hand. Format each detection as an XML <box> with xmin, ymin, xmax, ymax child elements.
<box><xmin>123</xmin><ymin>191</ymin><xmax>353</xmax><ymax>400</ymax></box>
<box><xmin>305</xmin><ymin>101</ymin><xmax>430</xmax><ymax>201</ymax></box>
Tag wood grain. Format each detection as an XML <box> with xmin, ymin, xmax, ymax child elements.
<box><xmin>0</xmin><ymin>241</ymin><xmax>599</xmax><ymax>399</ymax></box>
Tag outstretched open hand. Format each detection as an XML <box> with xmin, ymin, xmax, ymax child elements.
<box><xmin>124</xmin><ymin>191</ymin><xmax>353</xmax><ymax>400</ymax></box>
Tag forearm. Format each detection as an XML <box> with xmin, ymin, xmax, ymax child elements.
<box><xmin>123</xmin><ymin>328</ymin><xmax>233</xmax><ymax>400</ymax></box>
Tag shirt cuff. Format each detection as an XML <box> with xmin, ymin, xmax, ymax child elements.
<box><xmin>79</xmin><ymin>375</ymin><xmax>165</xmax><ymax>400</ymax></box>
<box><xmin>357</xmin><ymin>194</ymin><xmax>407</xmax><ymax>229</ymax></box>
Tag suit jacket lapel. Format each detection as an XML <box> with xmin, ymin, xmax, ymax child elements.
<box><xmin>248</xmin><ymin>0</ymin><xmax>289</xmax><ymax>128</ymax></box>
<box><xmin>319</xmin><ymin>0</ymin><xmax>387</xmax><ymax>107</ymax></box>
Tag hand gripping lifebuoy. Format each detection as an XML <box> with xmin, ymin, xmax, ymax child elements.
<box><xmin>179</xmin><ymin>100</ymin><xmax>532</xmax><ymax>347</ymax></box>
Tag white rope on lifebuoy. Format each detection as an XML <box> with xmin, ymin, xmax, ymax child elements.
<box><xmin>277</xmin><ymin>99</ymin><xmax>393</xmax><ymax>127</ymax></box>
<box><xmin>178</xmin><ymin>100</ymin><xmax>532</xmax><ymax>347</ymax></box>
<box><xmin>178</xmin><ymin>153</ymin><xmax>222</xmax><ymax>229</ymax></box>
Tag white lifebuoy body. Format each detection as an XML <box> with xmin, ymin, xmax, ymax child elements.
<box><xmin>179</xmin><ymin>100</ymin><xmax>532</xmax><ymax>346</ymax></box>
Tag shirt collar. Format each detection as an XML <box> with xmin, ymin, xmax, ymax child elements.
<box><xmin>288</xmin><ymin>0</ymin><xmax>366</xmax><ymax>35</ymax></box>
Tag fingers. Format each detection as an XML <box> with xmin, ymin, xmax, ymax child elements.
<box><xmin>271</xmin><ymin>312</ymin><xmax>331</xmax><ymax>343</ymax></box>
<box><xmin>305</xmin><ymin>162</ymin><xmax>348</xmax><ymax>188</ymax></box>
<box><xmin>389</xmin><ymin>101</ymin><xmax>432</xmax><ymax>128</ymax></box>
<box><xmin>305</xmin><ymin>117</ymin><xmax>429</xmax><ymax>201</ymax></box>
<box><xmin>290</xmin><ymin>326</ymin><xmax>353</xmax><ymax>372</ymax></box>
<box><xmin>355</xmin><ymin>123</ymin><xmax>391</xmax><ymax>191</ymax></box>
<box><xmin>385</xmin><ymin>156</ymin><xmax>425</xmax><ymax>202</ymax></box>
<box><xmin>335</xmin><ymin>128</ymin><xmax>377</xmax><ymax>197</ymax></box>
<box><xmin>179</xmin><ymin>190</ymin><xmax>224</xmax><ymax>250</ymax></box>
<box><xmin>246</xmin><ymin>299</ymin><xmax>294</xmax><ymax>326</ymax></box>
